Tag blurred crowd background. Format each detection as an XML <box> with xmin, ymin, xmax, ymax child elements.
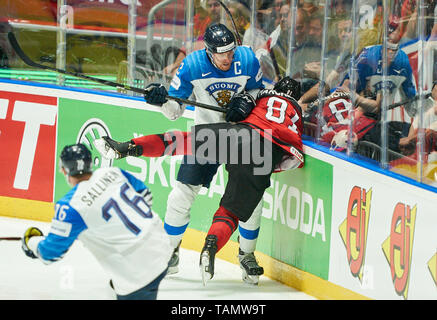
<box><xmin>1</xmin><ymin>0</ymin><xmax>436</xmax><ymax>185</ymax></box>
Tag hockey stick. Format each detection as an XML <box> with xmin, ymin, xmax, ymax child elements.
<box><xmin>216</xmin><ymin>0</ymin><xmax>242</xmax><ymax>45</ymax></box>
<box><xmin>307</xmin><ymin>90</ymin><xmax>432</xmax><ymax>114</ymax></box>
<box><xmin>269</xmin><ymin>49</ymin><xmax>281</xmax><ymax>81</ymax></box>
<box><xmin>8</xmin><ymin>32</ymin><xmax>227</xmax><ymax>113</ymax></box>
<box><xmin>0</xmin><ymin>237</ymin><xmax>21</xmax><ymax>241</ymax></box>
<box><xmin>387</xmin><ymin>92</ymin><xmax>432</xmax><ymax>110</ymax></box>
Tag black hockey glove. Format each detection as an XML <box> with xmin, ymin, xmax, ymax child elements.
<box><xmin>22</xmin><ymin>227</ymin><xmax>44</xmax><ymax>259</ymax></box>
<box><xmin>95</xmin><ymin>136</ymin><xmax>143</xmax><ymax>160</ymax></box>
<box><xmin>225</xmin><ymin>93</ymin><xmax>256</xmax><ymax>122</ymax></box>
<box><xmin>144</xmin><ymin>83</ymin><xmax>168</xmax><ymax>106</ymax></box>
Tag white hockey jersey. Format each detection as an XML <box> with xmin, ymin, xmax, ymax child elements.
<box><xmin>28</xmin><ymin>167</ymin><xmax>172</xmax><ymax>295</ymax></box>
<box><xmin>168</xmin><ymin>45</ymin><xmax>264</xmax><ymax>125</ymax></box>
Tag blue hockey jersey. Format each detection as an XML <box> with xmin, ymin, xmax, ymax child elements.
<box><xmin>353</xmin><ymin>44</ymin><xmax>417</xmax><ymax>100</ymax></box>
<box><xmin>28</xmin><ymin>167</ymin><xmax>172</xmax><ymax>295</ymax></box>
<box><xmin>343</xmin><ymin>44</ymin><xmax>417</xmax><ymax>122</ymax></box>
<box><xmin>169</xmin><ymin>45</ymin><xmax>264</xmax><ymax>125</ymax></box>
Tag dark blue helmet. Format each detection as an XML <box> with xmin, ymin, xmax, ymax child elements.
<box><xmin>273</xmin><ymin>76</ymin><xmax>302</xmax><ymax>101</ymax></box>
<box><xmin>60</xmin><ymin>143</ymin><xmax>92</xmax><ymax>176</ymax></box>
<box><xmin>204</xmin><ymin>23</ymin><xmax>236</xmax><ymax>55</ymax></box>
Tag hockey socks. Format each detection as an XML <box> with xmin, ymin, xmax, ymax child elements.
<box><xmin>207</xmin><ymin>206</ymin><xmax>239</xmax><ymax>252</ymax></box>
<box><xmin>132</xmin><ymin>131</ymin><xmax>192</xmax><ymax>157</ymax></box>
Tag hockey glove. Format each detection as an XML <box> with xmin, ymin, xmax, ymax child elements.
<box><xmin>94</xmin><ymin>136</ymin><xmax>143</xmax><ymax>160</ymax></box>
<box><xmin>144</xmin><ymin>83</ymin><xmax>168</xmax><ymax>106</ymax></box>
<box><xmin>22</xmin><ymin>227</ymin><xmax>44</xmax><ymax>259</ymax></box>
<box><xmin>225</xmin><ymin>93</ymin><xmax>256</xmax><ymax>122</ymax></box>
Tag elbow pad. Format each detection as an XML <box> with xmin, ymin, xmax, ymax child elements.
<box><xmin>162</xmin><ymin>100</ymin><xmax>186</xmax><ymax>121</ymax></box>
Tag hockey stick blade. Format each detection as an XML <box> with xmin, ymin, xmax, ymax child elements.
<box><xmin>7</xmin><ymin>32</ymin><xmax>227</xmax><ymax>113</ymax></box>
<box><xmin>0</xmin><ymin>237</ymin><xmax>21</xmax><ymax>241</ymax></box>
<box><xmin>387</xmin><ymin>92</ymin><xmax>432</xmax><ymax>110</ymax></box>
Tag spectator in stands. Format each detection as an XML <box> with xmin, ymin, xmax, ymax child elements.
<box><xmin>292</xmin><ymin>10</ymin><xmax>323</xmax><ymax>93</ymax></box>
<box><xmin>399</xmin><ymin>0</ymin><xmax>436</xmax><ymax>44</ymax></box>
<box><xmin>399</xmin><ymin>81</ymin><xmax>437</xmax><ymax>157</ymax></box>
<box><xmin>332</xmin><ymin>0</ymin><xmax>352</xmax><ymax>18</ymax></box>
<box><xmin>242</xmin><ymin>10</ymin><xmax>270</xmax><ymax>52</ymax></box>
<box><xmin>263</xmin><ymin>2</ymin><xmax>294</xmax><ymax>81</ymax></box>
<box><xmin>298</xmin><ymin>16</ymin><xmax>353</xmax><ymax>110</ymax></box>
<box><xmin>269</xmin><ymin>0</ymin><xmax>285</xmax><ymax>34</ymax></box>
<box><xmin>399</xmin><ymin>0</ymin><xmax>416</xmax><ymax>41</ymax></box>
<box><xmin>258</xmin><ymin>0</ymin><xmax>285</xmax><ymax>35</ymax></box>
<box><xmin>227</xmin><ymin>1</ymin><xmax>251</xmax><ymax>41</ymax></box>
<box><xmin>162</xmin><ymin>0</ymin><xmax>221</xmax><ymax>76</ymax></box>
<box><xmin>392</xmin><ymin>81</ymin><xmax>437</xmax><ymax>182</ymax></box>
<box><xmin>301</xmin><ymin>0</ymin><xmax>320</xmax><ymax>16</ymax></box>
<box><xmin>338</xmin><ymin>21</ymin><xmax>418</xmax><ymax>155</ymax></box>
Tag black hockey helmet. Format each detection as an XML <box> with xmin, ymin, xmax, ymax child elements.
<box><xmin>273</xmin><ymin>76</ymin><xmax>302</xmax><ymax>101</ymax></box>
<box><xmin>204</xmin><ymin>23</ymin><xmax>236</xmax><ymax>55</ymax></box>
<box><xmin>60</xmin><ymin>143</ymin><xmax>93</xmax><ymax>176</ymax></box>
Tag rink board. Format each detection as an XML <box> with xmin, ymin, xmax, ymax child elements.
<box><xmin>0</xmin><ymin>80</ymin><xmax>436</xmax><ymax>300</ymax></box>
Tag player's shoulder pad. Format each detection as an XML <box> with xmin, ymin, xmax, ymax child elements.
<box><xmin>183</xmin><ymin>49</ymin><xmax>209</xmax><ymax>76</ymax></box>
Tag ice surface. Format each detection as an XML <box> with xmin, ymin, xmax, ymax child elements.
<box><xmin>0</xmin><ymin>216</ymin><xmax>315</xmax><ymax>300</ymax></box>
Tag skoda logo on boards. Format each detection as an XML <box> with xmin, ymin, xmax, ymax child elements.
<box><xmin>76</xmin><ymin>118</ymin><xmax>113</xmax><ymax>169</ymax></box>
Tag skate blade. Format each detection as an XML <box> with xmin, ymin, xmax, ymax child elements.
<box><xmin>241</xmin><ymin>269</ymin><xmax>260</xmax><ymax>285</ymax></box>
<box><xmin>94</xmin><ymin>138</ymin><xmax>118</xmax><ymax>160</ymax></box>
<box><xmin>166</xmin><ymin>266</ymin><xmax>179</xmax><ymax>275</ymax></box>
<box><xmin>200</xmin><ymin>254</ymin><xmax>212</xmax><ymax>286</ymax></box>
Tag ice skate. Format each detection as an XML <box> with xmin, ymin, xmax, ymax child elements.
<box><xmin>199</xmin><ymin>235</ymin><xmax>218</xmax><ymax>286</ymax></box>
<box><xmin>238</xmin><ymin>249</ymin><xmax>264</xmax><ymax>285</ymax></box>
<box><xmin>166</xmin><ymin>241</ymin><xmax>181</xmax><ymax>275</ymax></box>
<box><xmin>94</xmin><ymin>136</ymin><xmax>142</xmax><ymax>160</ymax></box>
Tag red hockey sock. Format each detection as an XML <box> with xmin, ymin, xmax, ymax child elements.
<box><xmin>132</xmin><ymin>131</ymin><xmax>192</xmax><ymax>157</ymax></box>
<box><xmin>207</xmin><ymin>206</ymin><xmax>239</xmax><ymax>252</ymax></box>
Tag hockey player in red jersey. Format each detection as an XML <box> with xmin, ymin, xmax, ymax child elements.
<box><xmin>94</xmin><ymin>76</ymin><xmax>304</xmax><ymax>285</ymax></box>
<box><xmin>304</xmin><ymin>90</ymin><xmax>378</xmax><ymax>151</ymax></box>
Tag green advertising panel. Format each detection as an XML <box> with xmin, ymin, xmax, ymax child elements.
<box><xmin>258</xmin><ymin>156</ymin><xmax>333</xmax><ymax>279</ymax></box>
<box><xmin>56</xmin><ymin>96</ymin><xmax>332</xmax><ymax>278</ymax></box>
<box><xmin>55</xmin><ymin>97</ymin><xmax>227</xmax><ymax>233</ymax></box>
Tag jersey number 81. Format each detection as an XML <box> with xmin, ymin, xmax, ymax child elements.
<box><xmin>265</xmin><ymin>97</ymin><xmax>299</xmax><ymax>134</ymax></box>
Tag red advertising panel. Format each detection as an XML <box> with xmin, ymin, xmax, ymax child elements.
<box><xmin>0</xmin><ymin>90</ymin><xmax>57</xmax><ymax>202</ymax></box>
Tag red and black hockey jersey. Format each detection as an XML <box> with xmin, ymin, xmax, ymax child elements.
<box><xmin>241</xmin><ymin>89</ymin><xmax>304</xmax><ymax>167</ymax></box>
<box><xmin>307</xmin><ymin>91</ymin><xmax>377</xmax><ymax>146</ymax></box>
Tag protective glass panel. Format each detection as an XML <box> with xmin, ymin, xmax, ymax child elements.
<box><xmin>388</xmin><ymin>0</ymin><xmax>437</xmax><ymax>186</ymax></box>
<box><xmin>1</xmin><ymin>0</ymin><xmax>436</xmax><ymax>187</ymax></box>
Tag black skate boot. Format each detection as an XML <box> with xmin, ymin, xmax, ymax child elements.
<box><xmin>167</xmin><ymin>241</ymin><xmax>181</xmax><ymax>275</ymax></box>
<box><xmin>199</xmin><ymin>235</ymin><xmax>218</xmax><ymax>286</ymax></box>
<box><xmin>94</xmin><ymin>136</ymin><xmax>143</xmax><ymax>159</ymax></box>
<box><xmin>238</xmin><ymin>249</ymin><xmax>264</xmax><ymax>285</ymax></box>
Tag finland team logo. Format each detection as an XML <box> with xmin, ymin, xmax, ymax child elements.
<box><xmin>206</xmin><ymin>82</ymin><xmax>242</xmax><ymax>107</ymax></box>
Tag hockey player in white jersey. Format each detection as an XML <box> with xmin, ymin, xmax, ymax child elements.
<box><xmin>21</xmin><ymin>144</ymin><xmax>172</xmax><ymax>300</ymax></box>
<box><xmin>143</xmin><ymin>23</ymin><xmax>265</xmax><ymax>285</ymax></box>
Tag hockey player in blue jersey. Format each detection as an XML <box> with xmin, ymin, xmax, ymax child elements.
<box><xmin>143</xmin><ymin>23</ymin><xmax>266</xmax><ymax>285</ymax></box>
<box><xmin>339</xmin><ymin>29</ymin><xmax>418</xmax><ymax>153</ymax></box>
<box><xmin>21</xmin><ymin>144</ymin><xmax>172</xmax><ymax>300</ymax></box>
<box><xmin>351</xmin><ymin>42</ymin><xmax>416</xmax><ymax>115</ymax></box>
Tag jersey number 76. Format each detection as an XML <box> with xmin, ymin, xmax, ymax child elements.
<box><xmin>102</xmin><ymin>183</ymin><xmax>152</xmax><ymax>235</ymax></box>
